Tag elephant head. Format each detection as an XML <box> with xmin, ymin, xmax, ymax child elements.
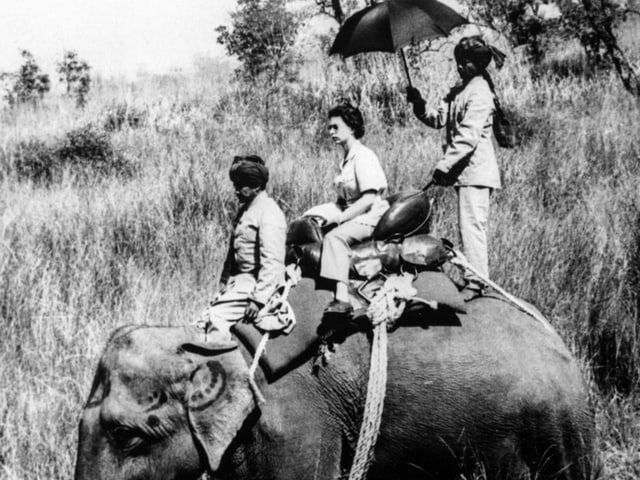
<box><xmin>74</xmin><ymin>325</ymin><xmax>256</xmax><ymax>480</ymax></box>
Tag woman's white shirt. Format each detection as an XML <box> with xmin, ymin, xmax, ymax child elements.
<box><xmin>304</xmin><ymin>140</ymin><xmax>389</xmax><ymax>226</ymax></box>
<box><xmin>334</xmin><ymin>140</ymin><xmax>387</xmax><ymax>205</ymax></box>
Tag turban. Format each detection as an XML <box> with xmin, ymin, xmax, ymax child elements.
<box><xmin>454</xmin><ymin>36</ymin><xmax>506</xmax><ymax>72</ymax></box>
<box><xmin>229</xmin><ymin>155</ymin><xmax>269</xmax><ymax>188</ymax></box>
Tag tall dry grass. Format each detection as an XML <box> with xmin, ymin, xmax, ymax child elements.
<box><xmin>0</xmin><ymin>22</ymin><xmax>639</xmax><ymax>480</ymax></box>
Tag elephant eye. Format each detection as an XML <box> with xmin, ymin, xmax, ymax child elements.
<box><xmin>108</xmin><ymin>425</ymin><xmax>145</xmax><ymax>453</ymax></box>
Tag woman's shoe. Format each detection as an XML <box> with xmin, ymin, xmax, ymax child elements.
<box><xmin>324</xmin><ymin>299</ymin><xmax>354</xmax><ymax>316</ymax></box>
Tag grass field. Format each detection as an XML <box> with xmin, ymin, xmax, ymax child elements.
<box><xmin>0</xmin><ymin>17</ymin><xmax>639</xmax><ymax>480</ymax></box>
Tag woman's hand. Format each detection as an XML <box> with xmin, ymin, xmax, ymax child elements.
<box><xmin>337</xmin><ymin>192</ymin><xmax>378</xmax><ymax>224</ymax></box>
<box><xmin>243</xmin><ymin>299</ymin><xmax>262</xmax><ymax>323</ymax></box>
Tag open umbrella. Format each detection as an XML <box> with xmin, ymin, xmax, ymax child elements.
<box><xmin>329</xmin><ymin>0</ymin><xmax>468</xmax><ymax>86</ymax></box>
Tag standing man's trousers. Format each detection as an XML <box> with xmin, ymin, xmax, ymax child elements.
<box><xmin>456</xmin><ymin>186</ymin><xmax>491</xmax><ymax>287</ymax></box>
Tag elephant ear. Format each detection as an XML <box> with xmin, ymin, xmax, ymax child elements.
<box><xmin>186</xmin><ymin>353</ymin><xmax>255</xmax><ymax>472</ymax></box>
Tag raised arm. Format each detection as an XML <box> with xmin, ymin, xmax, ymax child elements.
<box><xmin>407</xmin><ymin>86</ymin><xmax>447</xmax><ymax>130</ymax></box>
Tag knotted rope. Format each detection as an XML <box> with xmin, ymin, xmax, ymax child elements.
<box><xmin>246</xmin><ymin>264</ymin><xmax>302</xmax><ymax>405</ymax></box>
<box><xmin>348</xmin><ymin>273</ymin><xmax>417</xmax><ymax>480</ymax></box>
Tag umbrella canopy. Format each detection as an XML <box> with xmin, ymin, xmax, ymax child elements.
<box><xmin>330</xmin><ymin>0</ymin><xmax>468</xmax><ymax>58</ymax></box>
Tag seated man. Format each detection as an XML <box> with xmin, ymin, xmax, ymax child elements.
<box><xmin>204</xmin><ymin>155</ymin><xmax>287</xmax><ymax>340</ymax></box>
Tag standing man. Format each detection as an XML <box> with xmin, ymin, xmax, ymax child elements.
<box><xmin>406</xmin><ymin>36</ymin><xmax>503</xmax><ymax>301</ymax></box>
<box><xmin>203</xmin><ymin>155</ymin><xmax>287</xmax><ymax>339</ymax></box>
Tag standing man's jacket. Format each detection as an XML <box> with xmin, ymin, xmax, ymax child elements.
<box><xmin>220</xmin><ymin>190</ymin><xmax>286</xmax><ymax>306</ymax></box>
<box><xmin>418</xmin><ymin>76</ymin><xmax>501</xmax><ymax>189</ymax></box>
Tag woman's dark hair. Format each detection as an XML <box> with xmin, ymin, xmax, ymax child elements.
<box><xmin>328</xmin><ymin>103</ymin><xmax>365</xmax><ymax>139</ymax></box>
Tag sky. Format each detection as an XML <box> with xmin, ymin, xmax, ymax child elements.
<box><xmin>0</xmin><ymin>0</ymin><xmax>238</xmax><ymax>79</ymax></box>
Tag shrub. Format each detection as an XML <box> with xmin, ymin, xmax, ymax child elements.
<box><xmin>57</xmin><ymin>125</ymin><xmax>133</xmax><ymax>178</ymax></box>
<box><xmin>12</xmin><ymin>125</ymin><xmax>135</xmax><ymax>184</ymax></box>
<box><xmin>102</xmin><ymin>103</ymin><xmax>147</xmax><ymax>131</ymax></box>
<box><xmin>13</xmin><ymin>138</ymin><xmax>59</xmax><ymax>183</ymax></box>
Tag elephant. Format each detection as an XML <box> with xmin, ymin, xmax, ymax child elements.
<box><xmin>74</xmin><ymin>290</ymin><xmax>599</xmax><ymax>480</ymax></box>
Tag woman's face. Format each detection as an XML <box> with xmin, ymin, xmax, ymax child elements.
<box><xmin>327</xmin><ymin>116</ymin><xmax>354</xmax><ymax>146</ymax></box>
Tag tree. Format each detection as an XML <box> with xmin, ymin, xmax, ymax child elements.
<box><xmin>469</xmin><ymin>0</ymin><xmax>639</xmax><ymax>96</ymax></box>
<box><xmin>216</xmin><ymin>0</ymin><xmax>301</xmax><ymax>82</ymax></box>
<box><xmin>568</xmin><ymin>0</ymin><xmax>639</xmax><ymax>96</ymax></box>
<box><xmin>57</xmin><ymin>51</ymin><xmax>91</xmax><ymax>107</ymax></box>
<box><xmin>0</xmin><ymin>50</ymin><xmax>50</xmax><ymax>106</ymax></box>
<box><xmin>314</xmin><ymin>0</ymin><xmax>370</xmax><ymax>24</ymax></box>
<box><xmin>315</xmin><ymin>0</ymin><xmax>346</xmax><ymax>23</ymax></box>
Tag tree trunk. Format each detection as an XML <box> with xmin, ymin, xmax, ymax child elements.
<box><xmin>331</xmin><ymin>0</ymin><xmax>344</xmax><ymax>24</ymax></box>
<box><xmin>581</xmin><ymin>0</ymin><xmax>640</xmax><ymax>97</ymax></box>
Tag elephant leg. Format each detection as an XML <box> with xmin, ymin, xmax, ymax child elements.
<box><xmin>513</xmin><ymin>408</ymin><xmax>598</xmax><ymax>480</ymax></box>
<box><xmin>474</xmin><ymin>436</ymin><xmax>531</xmax><ymax>480</ymax></box>
<box><xmin>313</xmin><ymin>427</ymin><xmax>343</xmax><ymax>480</ymax></box>
<box><xmin>532</xmin><ymin>414</ymin><xmax>599</xmax><ymax>480</ymax></box>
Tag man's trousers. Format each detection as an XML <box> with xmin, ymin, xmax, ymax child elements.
<box><xmin>456</xmin><ymin>186</ymin><xmax>491</xmax><ymax>286</ymax></box>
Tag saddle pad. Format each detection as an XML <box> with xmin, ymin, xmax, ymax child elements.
<box><xmin>407</xmin><ymin>270</ymin><xmax>466</xmax><ymax>314</ymax></box>
<box><xmin>233</xmin><ymin>271</ymin><xmax>466</xmax><ymax>381</ymax></box>
<box><xmin>233</xmin><ymin>277</ymin><xmax>331</xmax><ymax>381</ymax></box>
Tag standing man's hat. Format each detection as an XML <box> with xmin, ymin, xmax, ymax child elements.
<box><xmin>454</xmin><ymin>36</ymin><xmax>506</xmax><ymax>71</ymax></box>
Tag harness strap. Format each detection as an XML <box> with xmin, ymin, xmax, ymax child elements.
<box><xmin>446</xmin><ymin>248</ymin><xmax>554</xmax><ymax>332</ymax></box>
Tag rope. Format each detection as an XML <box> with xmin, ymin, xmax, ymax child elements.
<box><xmin>246</xmin><ymin>264</ymin><xmax>302</xmax><ymax>406</ymax></box>
<box><xmin>348</xmin><ymin>322</ymin><xmax>387</xmax><ymax>480</ymax></box>
<box><xmin>247</xmin><ymin>332</ymin><xmax>269</xmax><ymax>406</ymax></box>
<box><xmin>366</xmin><ymin>273</ymin><xmax>417</xmax><ymax>328</ymax></box>
<box><xmin>447</xmin><ymin>248</ymin><xmax>554</xmax><ymax>332</ymax></box>
<box><xmin>348</xmin><ymin>273</ymin><xmax>416</xmax><ymax>480</ymax></box>
<box><xmin>248</xmin><ymin>332</ymin><xmax>269</xmax><ymax>377</ymax></box>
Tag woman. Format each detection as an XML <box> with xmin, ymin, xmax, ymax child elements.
<box><xmin>305</xmin><ymin>103</ymin><xmax>389</xmax><ymax>316</ymax></box>
<box><xmin>406</xmin><ymin>36</ymin><xmax>504</xmax><ymax>301</ymax></box>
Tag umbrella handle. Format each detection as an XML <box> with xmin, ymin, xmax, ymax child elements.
<box><xmin>399</xmin><ymin>48</ymin><xmax>413</xmax><ymax>88</ymax></box>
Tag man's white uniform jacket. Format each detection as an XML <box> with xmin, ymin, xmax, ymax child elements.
<box><xmin>420</xmin><ymin>75</ymin><xmax>501</xmax><ymax>189</ymax></box>
<box><xmin>220</xmin><ymin>190</ymin><xmax>286</xmax><ymax>306</ymax></box>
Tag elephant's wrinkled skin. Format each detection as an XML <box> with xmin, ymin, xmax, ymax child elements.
<box><xmin>75</xmin><ymin>296</ymin><xmax>598</xmax><ymax>480</ymax></box>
